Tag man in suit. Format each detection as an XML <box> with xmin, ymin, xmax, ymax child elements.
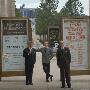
<box><xmin>23</xmin><ymin>41</ymin><xmax>36</xmax><ymax>85</ymax></box>
<box><xmin>56</xmin><ymin>41</ymin><xmax>71</xmax><ymax>88</ymax></box>
<box><xmin>41</xmin><ymin>41</ymin><xmax>53</xmax><ymax>82</ymax></box>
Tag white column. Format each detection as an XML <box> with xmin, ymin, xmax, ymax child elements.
<box><xmin>0</xmin><ymin>0</ymin><xmax>15</xmax><ymax>17</ymax></box>
<box><xmin>0</xmin><ymin>0</ymin><xmax>1</xmax><ymax>16</ymax></box>
<box><xmin>12</xmin><ymin>0</ymin><xmax>15</xmax><ymax>17</ymax></box>
<box><xmin>5</xmin><ymin>0</ymin><xmax>8</xmax><ymax>17</ymax></box>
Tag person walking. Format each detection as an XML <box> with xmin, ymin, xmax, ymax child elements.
<box><xmin>23</xmin><ymin>41</ymin><xmax>36</xmax><ymax>85</ymax></box>
<box><xmin>41</xmin><ymin>41</ymin><xmax>53</xmax><ymax>82</ymax></box>
<box><xmin>56</xmin><ymin>41</ymin><xmax>71</xmax><ymax>88</ymax></box>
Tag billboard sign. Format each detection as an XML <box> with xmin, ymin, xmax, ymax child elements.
<box><xmin>63</xmin><ymin>18</ymin><xmax>89</xmax><ymax>69</ymax></box>
<box><xmin>1</xmin><ymin>19</ymin><xmax>28</xmax><ymax>72</ymax></box>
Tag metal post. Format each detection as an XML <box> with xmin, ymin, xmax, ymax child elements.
<box><xmin>0</xmin><ymin>77</ymin><xmax>1</xmax><ymax>81</ymax></box>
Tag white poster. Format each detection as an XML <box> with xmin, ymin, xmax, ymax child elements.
<box><xmin>2</xmin><ymin>20</ymin><xmax>28</xmax><ymax>71</ymax></box>
<box><xmin>2</xmin><ymin>35</ymin><xmax>27</xmax><ymax>71</ymax></box>
<box><xmin>63</xmin><ymin>19</ymin><xmax>89</xmax><ymax>69</ymax></box>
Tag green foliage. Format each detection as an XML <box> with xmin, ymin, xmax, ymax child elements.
<box><xmin>35</xmin><ymin>0</ymin><xmax>59</xmax><ymax>35</ymax></box>
<box><xmin>35</xmin><ymin>0</ymin><xmax>84</xmax><ymax>36</ymax></box>
<box><xmin>59</xmin><ymin>0</ymin><xmax>84</xmax><ymax>16</ymax></box>
<box><xmin>15</xmin><ymin>8</ymin><xmax>22</xmax><ymax>17</ymax></box>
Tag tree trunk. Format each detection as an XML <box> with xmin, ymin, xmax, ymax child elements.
<box><xmin>40</xmin><ymin>35</ymin><xmax>41</xmax><ymax>41</ymax></box>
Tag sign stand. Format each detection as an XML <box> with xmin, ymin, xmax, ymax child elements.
<box><xmin>0</xmin><ymin>17</ymin><xmax>32</xmax><ymax>77</ymax></box>
<box><xmin>48</xmin><ymin>26</ymin><xmax>60</xmax><ymax>47</ymax></box>
<box><xmin>62</xmin><ymin>16</ymin><xmax>90</xmax><ymax>75</ymax></box>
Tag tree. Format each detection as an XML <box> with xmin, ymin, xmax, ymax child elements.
<box><xmin>15</xmin><ymin>4</ymin><xmax>25</xmax><ymax>17</ymax></box>
<box><xmin>15</xmin><ymin>8</ymin><xmax>22</xmax><ymax>17</ymax></box>
<box><xmin>35</xmin><ymin>0</ymin><xmax>59</xmax><ymax>40</ymax></box>
<box><xmin>59</xmin><ymin>0</ymin><xmax>84</xmax><ymax>16</ymax></box>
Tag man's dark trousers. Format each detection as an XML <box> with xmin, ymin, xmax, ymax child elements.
<box><xmin>60</xmin><ymin>64</ymin><xmax>71</xmax><ymax>87</ymax></box>
<box><xmin>26</xmin><ymin>64</ymin><xmax>34</xmax><ymax>84</ymax></box>
<box><xmin>43</xmin><ymin>63</ymin><xmax>50</xmax><ymax>80</ymax></box>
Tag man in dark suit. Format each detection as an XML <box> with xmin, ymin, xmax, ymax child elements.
<box><xmin>56</xmin><ymin>41</ymin><xmax>71</xmax><ymax>88</ymax></box>
<box><xmin>23</xmin><ymin>41</ymin><xmax>36</xmax><ymax>85</ymax></box>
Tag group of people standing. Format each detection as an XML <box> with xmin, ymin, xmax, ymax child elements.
<box><xmin>23</xmin><ymin>40</ymin><xmax>71</xmax><ymax>88</ymax></box>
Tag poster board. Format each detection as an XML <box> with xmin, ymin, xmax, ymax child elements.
<box><xmin>0</xmin><ymin>17</ymin><xmax>32</xmax><ymax>77</ymax></box>
<box><xmin>0</xmin><ymin>20</ymin><xmax>1</xmax><ymax>77</ymax></box>
<box><xmin>62</xmin><ymin>17</ymin><xmax>89</xmax><ymax>70</ymax></box>
<box><xmin>48</xmin><ymin>26</ymin><xmax>60</xmax><ymax>47</ymax></box>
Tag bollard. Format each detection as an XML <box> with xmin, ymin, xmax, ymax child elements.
<box><xmin>0</xmin><ymin>77</ymin><xmax>1</xmax><ymax>81</ymax></box>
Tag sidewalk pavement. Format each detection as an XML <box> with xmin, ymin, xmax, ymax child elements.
<box><xmin>0</xmin><ymin>52</ymin><xmax>90</xmax><ymax>90</ymax></box>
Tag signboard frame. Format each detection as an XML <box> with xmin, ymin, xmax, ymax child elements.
<box><xmin>0</xmin><ymin>17</ymin><xmax>32</xmax><ymax>77</ymax></box>
<box><xmin>62</xmin><ymin>16</ymin><xmax>90</xmax><ymax>75</ymax></box>
<box><xmin>48</xmin><ymin>26</ymin><xmax>60</xmax><ymax>47</ymax></box>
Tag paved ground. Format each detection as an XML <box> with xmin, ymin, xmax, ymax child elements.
<box><xmin>0</xmin><ymin>52</ymin><xmax>90</xmax><ymax>90</ymax></box>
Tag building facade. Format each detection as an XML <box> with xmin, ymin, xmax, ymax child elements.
<box><xmin>0</xmin><ymin>0</ymin><xmax>15</xmax><ymax>17</ymax></box>
<box><xmin>20</xmin><ymin>8</ymin><xmax>38</xmax><ymax>41</ymax></box>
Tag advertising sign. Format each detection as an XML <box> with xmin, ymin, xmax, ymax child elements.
<box><xmin>48</xmin><ymin>27</ymin><xmax>59</xmax><ymax>47</ymax></box>
<box><xmin>2</xmin><ymin>19</ymin><xmax>28</xmax><ymax>71</ymax></box>
<box><xmin>63</xmin><ymin>18</ymin><xmax>89</xmax><ymax>69</ymax></box>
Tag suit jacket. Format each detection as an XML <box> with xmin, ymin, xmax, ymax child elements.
<box><xmin>56</xmin><ymin>46</ymin><xmax>71</xmax><ymax>67</ymax></box>
<box><xmin>23</xmin><ymin>48</ymin><xmax>36</xmax><ymax>72</ymax></box>
<box><xmin>41</xmin><ymin>47</ymin><xmax>53</xmax><ymax>64</ymax></box>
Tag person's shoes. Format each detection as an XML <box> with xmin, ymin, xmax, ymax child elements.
<box><xmin>68</xmin><ymin>86</ymin><xmax>71</xmax><ymax>88</ymax></box>
<box><xmin>50</xmin><ymin>75</ymin><xmax>53</xmax><ymax>81</ymax></box>
<box><xmin>61</xmin><ymin>86</ymin><xmax>65</xmax><ymax>88</ymax></box>
<box><xmin>26</xmin><ymin>83</ymin><xmax>29</xmax><ymax>85</ymax></box>
<box><xmin>29</xmin><ymin>83</ymin><xmax>33</xmax><ymax>85</ymax></box>
<box><xmin>46</xmin><ymin>80</ymin><xmax>49</xmax><ymax>82</ymax></box>
<box><xmin>67</xmin><ymin>84</ymin><xmax>71</xmax><ymax>88</ymax></box>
